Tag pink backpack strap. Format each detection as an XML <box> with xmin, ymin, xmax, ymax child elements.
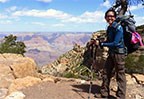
<box><xmin>134</xmin><ymin>32</ymin><xmax>144</xmax><ymax>46</ymax></box>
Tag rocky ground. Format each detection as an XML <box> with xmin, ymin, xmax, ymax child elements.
<box><xmin>21</xmin><ymin>77</ymin><xmax>144</xmax><ymax>99</ymax></box>
<box><xmin>0</xmin><ymin>54</ymin><xmax>144</xmax><ymax>99</ymax></box>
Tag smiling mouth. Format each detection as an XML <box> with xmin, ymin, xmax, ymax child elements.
<box><xmin>108</xmin><ymin>20</ymin><xmax>113</xmax><ymax>22</ymax></box>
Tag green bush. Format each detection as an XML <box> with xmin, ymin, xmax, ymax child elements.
<box><xmin>125</xmin><ymin>54</ymin><xmax>144</xmax><ymax>74</ymax></box>
<box><xmin>0</xmin><ymin>34</ymin><xmax>26</xmax><ymax>56</ymax></box>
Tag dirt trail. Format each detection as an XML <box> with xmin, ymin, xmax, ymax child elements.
<box><xmin>21</xmin><ymin>79</ymin><xmax>144</xmax><ymax>99</ymax></box>
<box><xmin>22</xmin><ymin>81</ymin><xmax>96</xmax><ymax>99</ymax></box>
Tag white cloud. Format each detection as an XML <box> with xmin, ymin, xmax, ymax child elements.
<box><xmin>52</xmin><ymin>23</ymin><xmax>64</xmax><ymax>27</ymax></box>
<box><xmin>37</xmin><ymin>0</ymin><xmax>52</xmax><ymax>3</ymax></box>
<box><xmin>129</xmin><ymin>4</ymin><xmax>143</xmax><ymax>11</ymax></box>
<box><xmin>6</xmin><ymin>6</ymin><xmax>17</xmax><ymax>12</ymax></box>
<box><xmin>11</xmin><ymin>9</ymin><xmax>105</xmax><ymax>24</ymax></box>
<box><xmin>0</xmin><ymin>20</ymin><xmax>12</xmax><ymax>24</ymax></box>
<box><xmin>101</xmin><ymin>0</ymin><xmax>111</xmax><ymax>8</ymax></box>
<box><xmin>0</xmin><ymin>14</ymin><xmax>8</xmax><ymax>19</ymax></box>
<box><xmin>12</xmin><ymin>9</ymin><xmax>71</xmax><ymax>19</ymax></box>
<box><xmin>31</xmin><ymin>22</ymin><xmax>45</xmax><ymax>26</ymax></box>
<box><xmin>134</xmin><ymin>16</ymin><xmax>144</xmax><ymax>26</ymax></box>
<box><xmin>63</xmin><ymin>11</ymin><xmax>105</xmax><ymax>23</ymax></box>
<box><xmin>0</xmin><ymin>0</ymin><xmax>9</xmax><ymax>3</ymax></box>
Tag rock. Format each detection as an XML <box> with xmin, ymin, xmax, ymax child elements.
<box><xmin>0</xmin><ymin>74</ymin><xmax>15</xmax><ymax>88</ymax></box>
<box><xmin>135</xmin><ymin>94</ymin><xmax>143</xmax><ymax>99</ymax></box>
<box><xmin>0</xmin><ymin>54</ymin><xmax>22</xmax><ymax>65</ymax></box>
<box><xmin>59</xmin><ymin>57</ymin><xmax>69</xmax><ymax>65</ymax></box>
<box><xmin>138</xmin><ymin>46</ymin><xmax>144</xmax><ymax>51</ymax></box>
<box><xmin>73</xmin><ymin>79</ymin><xmax>86</xmax><ymax>84</ymax></box>
<box><xmin>5</xmin><ymin>91</ymin><xmax>25</xmax><ymax>99</ymax></box>
<box><xmin>10</xmin><ymin>57</ymin><xmax>38</xmax><ymax>78</ymax></box>
<box><xmin>0</xmin><ymin>64</ymin><xmax>12</xmax><ymax>75</ymax></box>
<box><xmin>42</xmin><ymin>77</ymin><xmax>55</xmax><ymax>83</ymax></box>
<box><xmin>54</xmin><ymin>77</ymin><xmax>87</xmax><ymax>84</ymax></box>
<box><xmin>0</xmin><ymin>88</ymin><xmax>8</xmax><ymax>99</ymax></box>
<box><xmin>0</xmin><ymin>53</ymin><xmax>38</xmax><ymax>78</ymax></box>
<box><xmin>56</xmin><ymin>64</ymin><xmax>67</xmax><ymax>74</ymax></box>
<box><xmin>41</xmin><ymin>64</ymin><xmax>58</xmax><ymax>75</ymax></box>
<box><xmin>0</xmin><ymin>64</ymin><xmax>15</xmax><ymax>88</ymax></box>
<box><xmin>80</xmin><ymin>80</ymin><xmax>86</xmax><ymax>84</ymax></box>
<box><xmin>132</xmin><ymin>74</ymin><xmax>144</xmax><ymax>84</ymax></box>
<box><xmin>126</xmin><ymin>74</ymin><xmax>136</xmax><ymax>85</ymax></box>
<box><xmin>8</xmin><ymin>76</ymin><xmax>42</xmax><ymax>93</ymax></box>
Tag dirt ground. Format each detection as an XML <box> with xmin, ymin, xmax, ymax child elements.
<box><xmin>21</xmin><ymin>79</ymin><xmax>144</xmax><ymax>99</ymax></box>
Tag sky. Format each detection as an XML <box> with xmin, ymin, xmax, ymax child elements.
<box><xmin>0</xmin><ymin>0</ymin><xmax>144</xmax><ymax>32</ymax></box>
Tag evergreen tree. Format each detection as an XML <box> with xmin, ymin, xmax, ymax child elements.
<box><xmin>0</xmin><ymin>34</ymin><xmax>26</xmax><ymax>56</ymax></box>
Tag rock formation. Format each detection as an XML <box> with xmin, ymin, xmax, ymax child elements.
<box><xmin>0</xmin><ymin>53</ymin><xmax>56</xmax><ymax>98</ymax></box>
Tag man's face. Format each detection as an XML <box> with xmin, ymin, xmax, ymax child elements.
<box><xmin>105</xmin><ymin>11</ymin><xmax>116</xmax><ymax>25</ymax></box>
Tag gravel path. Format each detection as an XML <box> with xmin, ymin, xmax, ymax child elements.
<box><xmin>21</xmin><ymin>80</ymin><xmax>102</xmax><ymax>99</ymax></box>
<box><xmin>21</xmin><ymin>79</ymin><xmax>144</xmax><ymax>99</ymax></box>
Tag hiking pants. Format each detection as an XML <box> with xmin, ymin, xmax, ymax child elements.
<box><xmin>100</xmin><ymin>53</ymin><xmax>126</xmax><ymax>99</ymax></box>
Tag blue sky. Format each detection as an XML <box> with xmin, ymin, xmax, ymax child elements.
<box><xmin>0</xmin><ymin>0</ymin><xmax>144</xmax><ymax>32</ymax></box>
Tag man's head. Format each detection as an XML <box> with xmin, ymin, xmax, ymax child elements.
<box><xmin>105</xmin><ymin>9</ymin><xmax>117</xmax><ymax>25</ymax></box>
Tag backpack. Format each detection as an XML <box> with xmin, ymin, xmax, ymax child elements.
<box><xmin>112</xmin><ymin>15</ymin><xmax>144</xmax><ymax>54</ymax></box>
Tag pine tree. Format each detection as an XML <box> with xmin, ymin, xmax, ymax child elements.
<box><xmin>0</xmin><ymin>34</ymin><xmax>26</xmax><ymax>56</ymax></box>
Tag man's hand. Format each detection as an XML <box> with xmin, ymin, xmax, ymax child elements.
<box><xmin>95</xmin><ymin>40</ymin><xmax>100</xmax><ymax>46</ymax></box>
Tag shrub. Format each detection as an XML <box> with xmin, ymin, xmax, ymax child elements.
<box><xmin>0</xmin><ymin>34</ymin><xmax>26</xmax><ymax>56</ymax></box>
<box><xmin>125</xmin><ymin>54</ymin><xmax>144</xmax><ymax>74</ymax></box>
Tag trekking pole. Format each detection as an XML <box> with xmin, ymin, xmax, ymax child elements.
<box><xmin>88</xmin><ymin>42</ymin><xmax>98</xmax><ymax>99</ymax></box>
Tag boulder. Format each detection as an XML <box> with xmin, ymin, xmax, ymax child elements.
<box><xmin>0</xmin><ymin>64</ymin><xmax>15</xmax><ymax>88</ymax></box>
<box><xmin>0</xmin><ymin>73</ymin><xmax>15</xmax><ymax>88</ymax></box>
<box><xmin>132</xmin><ymin>74</ymin><xmax>144</xmax><ymax>84</ymax></box>
<box><xmin>10</xmin><ymin>57</ymin><xmax>38</xmax><ymax>78</ymax></box>
<box><xmin>0</xmin><ymin>53</ymin><xmax>38</xmax><ymax>78</ymax></box>
<box><xmin>0</xmin><ymin>88</ymin><xmax>8</xmax><ymax>99</ymax></box>
<box><xmin>0</xmin><ymin>54</ymin><xmax>41</xmax><ymax>93</ymax></box>
<box><xmin>0</xmin><ymin>64</ymin><xmax>12</xmax><ymax>75</ymax></box>
<box><xmin>126</xmin><ymin>74</ymin><xmax>136</xmax><ymax>85</ymax></box>
<box><xmin>8</xmin><ymin>76</ymin><xmax>42</xmax><ymax>94</ymax></box>
<box><xmin>37</xmin><ymin>73</ymin><xmax>56</xmax><ymax>83</ymax></box>
<box><xmin>5</xmin><ymin>91</ymin><xmax>25</xmax><ymax>99</ymax></box>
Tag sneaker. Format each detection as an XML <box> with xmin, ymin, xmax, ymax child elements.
<box><xmin>94</xmin><ymin>93</ymin><xmax>101</xmax><ymax>98</ymax></box>
<box><xmin>94</xmin><ymin>93</ymin><xmax>109</xmax><ymax>99</ymax></box>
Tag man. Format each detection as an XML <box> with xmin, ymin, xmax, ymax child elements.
<box><xmin>95</xmin><ymin>9</ymin><xmax>127</xmax><ymax>99</ymax></box>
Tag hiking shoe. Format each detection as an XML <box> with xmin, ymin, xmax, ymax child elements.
<box><xmin>94</xmin><ymin>93</ymin><xmax>109</xmax><ymax>99</ymax></box>
<box><xmin>94</xmin><ymin>93</ymin><xmax>101</xmax><ymax>98</ymax></box>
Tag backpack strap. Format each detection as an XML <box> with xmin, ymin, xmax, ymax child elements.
<box><xmin>132</xmin><ymin>32</ymin><xmax>144</xmax><ymax>46</ymax></box>
<box><xmin>111</xmin><ymin>21</ymin><xmax>126</xmax><ymax>47</ymax></box>
<box><xmin>112</xmin><ymin>15</ymin><xmax>131</xmax><ymax>29</ymax></box>
<box><xmin>112</xmin><ymin>21</ymin><xmax>120</xmax><ymax>29</ymax></box>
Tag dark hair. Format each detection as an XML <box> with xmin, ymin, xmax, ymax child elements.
<box><xmin>104</xmin><ymin>9</ymin><xmax>117</xmax><ymax>18</ymax></box>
